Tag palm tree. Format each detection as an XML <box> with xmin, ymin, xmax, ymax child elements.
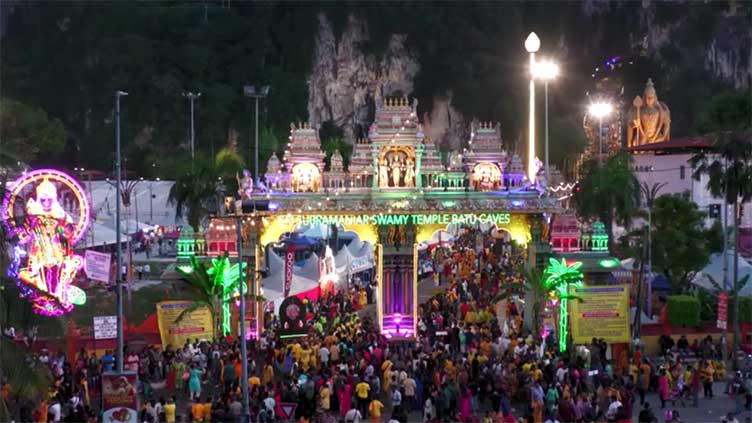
<box><xmin>175</xmin><ymin>253</ymin><xmax>247</xmax><ymax>336</ymax></box>
<box><xmin>690</xmin><ymin>130</ymin><xmax>752</xmax><ymax>365</ymax></box>
<box><xmin>492</xmin><ymin>259</ymin><xmax>583</xmax><ymax>351</ymax></box>
<box><xmin>541</xmin><ymin>258</ymin><xmax>584</xmax><ymax>352</ymax></box>
<box><xmin>167</xmin><ymin>148</ymin><xmax>244</xmax><ymax>232</ymax></box>
<box><xmin>574</xmin><ymin>152</ymin><xmax>641</xmax><ymax>253</ymax></box>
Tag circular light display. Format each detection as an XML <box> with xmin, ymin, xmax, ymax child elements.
<box><xmin>2</xmin><ymin>168</ymin><xmax>90</xmax><ymax>315</ymax></box>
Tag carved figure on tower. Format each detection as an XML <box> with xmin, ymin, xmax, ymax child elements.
<box><xmin>627</xmin><ymin>79</ymin><xmax>671</xmax><ymax>148</ymax></box>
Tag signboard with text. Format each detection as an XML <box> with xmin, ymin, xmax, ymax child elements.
<box><xmin>85</xmin><ymin>250</ymin><xmax>112</xmax><ymax>283</ymax></box>
<box><xmin>292</xmin><ymin>212</ymin><xmax>512</xmax><ymax>227</ymax></box>
<box><xmin>156</xmin><ymin>301</ymin><xmax>214</xmax><ymax>347</ymax></box>
<box><xmin>570</xmin><ymin>285</ymin><xmax>630</xmax><ymax>344</ymax></box>
<box><xmin>93</xmin><ymin>315</ymin><xmax>117</xmax><ymax>340</ymax></box>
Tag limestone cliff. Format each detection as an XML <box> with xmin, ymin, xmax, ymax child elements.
<box><xmin>307</xmin><ymin>13</ymin><xmax>420</xmax><ymax>144</ymax></box>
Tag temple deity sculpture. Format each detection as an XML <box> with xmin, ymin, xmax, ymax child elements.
<box><xmin>404</xmin><ymin>158</ymin><xmax>415</xmax><ymax>188</ymax></box>
<box><xmin>391</xmin><ymin>156</ymin><xmax>402</xmax><ymax>187</ymax></box>
<box><xmin>379</xmin><ymin>158</ymin><xmax>389</xmax><ymax>188</ymax></box>
<box><xmin>626</xmin><ymin>79</ymin><xmax>671</xmax><ymax>148</ymax></box>
<box><xmin>237</xmin><ymin>170</ymin><xmax>254</xmax><ymax>200</ymax></box>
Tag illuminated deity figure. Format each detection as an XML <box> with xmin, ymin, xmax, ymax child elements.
<box><xmin>237</xmin><ymin>169</ymin><xmax>254</xmax><ymax>200</ymax></box>
<box><xmin>403</xmin><ymin>158</ymin><xmax>415</xmax><ymax>188</ymax></box>
<box><xmin>17</xmin><ymin>179</ymin><xmax>84</xmax><ymax>313</ymax></box>
<box><xmin>627</xmin><ymin>79</ymin><xmax>671</xmax><ymax>148</ymax></box>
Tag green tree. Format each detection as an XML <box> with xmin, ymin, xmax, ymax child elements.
<box><xmin>175</xmin><ymin>253</ymin><xmax>247</xmax><ymax>336</ymax></box>
<box><xmin>0</xmin><ymin>98</ymin><xmax>65</xmax><ymax>166</ymax></box>
<box><xmin>650</xmin><ymin>194</ymin><xmax>716</xmax><ymax>293</ymax></box>
<box><xmin>574</xmin><ymin>153</ymin><xmax>641</xmax><ymax>253</ymax></box>
<box><xmin>167</xmin><ymin>148</ymin><xmax>244</xmax><ymax>231</ymax></box>
<box><xmin>691</xmin><ymin>130</ymin><xmax>752</xmax><ymax>367</ymax></box>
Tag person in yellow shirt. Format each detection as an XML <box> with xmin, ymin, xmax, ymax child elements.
<box><xmin>163</xmin><ymin>397</ymin><xmax>176</xmax><ymax>423</ymax></box>
<box><xmin>320</xmin><ymin>384</ymin><xmax>331</xmax><ymax>412</ymax></box>
<box><xmin>262</xmin><ymin>363</ymin><xmax>274</xmax><ymax>387</ymax></box>
<box><xmin>381</xmin><ymin>360</ymin><xmax>393</xmax><ymax>393</ymax></box>
<box><xmin>248</xmin><ymin>374</ymin><xmax>261</xmax><ymax>388</ymax></box>
<box><xmin>368</xmin><ymin>398</ymin><xmax>384</xmax><ymax>422</ymax></box>
<box><xmin>300</xmin><ymin>345</ymin><xmax>312</xmax><ymax>372</ymax></box>
<box><xmin>355</xmin><ymin>379</ymin><xmax>371</xmax><ymax>416</ymax></box>
<box><xmin>291</xmin><ymin>343</ymin><xmax>302</xmax><ymax>362</ymax></box>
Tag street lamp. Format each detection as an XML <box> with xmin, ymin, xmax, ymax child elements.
<box><xmin>183</xmin><ymin>92</ymin><xmax>202</xmax><ymax>161</ymax></box>
<box><xmin>532</xmin><ymin>59</ymin><xmax>559</xmax><ymax>184</ymax></box>
<box><xmin>525</xmin><ymin>32</ymin><xmax>540</xmax><ymax>183</ymax></box>
<box><xmin>243</xmin><ymin>85</ymin><xmax>270</xmax><ymax>187</ymax></box>
<box><xmin>588</xmin><ymin>101</ymin><xmax>613</xmax><ymax>166</ymax></box>
<box><xmin>115</xmin><ymin>90</ymin><xmax>128</xmax><ymax>374</ymax></box>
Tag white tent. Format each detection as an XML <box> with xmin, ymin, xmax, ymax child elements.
<box><xmin>335</xmin><ymin>239</ymin><xmax>374</xmax><ymax>274</ymax></box>
<box><xmin>691</xmin><ymin>250</ymin><xmax>752</xmax><ymax>297</ymax></box>
<box><xmin>629</xmin><ymin>306</ymin><xmax>657</xmax><ymax>325</ymax></box>
<box><xmin>260</xmin><ymin>251</ymin><xmax>320</xmax><ymax>314</ymax></box>
<box><xmin>78</xmin><ymin>222</ymin><xmax>128</xmax><ymax>248</ymax></box>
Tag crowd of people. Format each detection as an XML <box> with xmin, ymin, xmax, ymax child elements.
<box><xmin>1</xmin><ymin>226</ymin><xmax>751</xmax><ymax>423</ymax></box>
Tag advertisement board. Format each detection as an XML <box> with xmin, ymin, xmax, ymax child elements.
<box><xmin>156</xmin><ymin>301</ymin><xmax>214</xmax><ymax>347</ymax></box>
<box><xmin>102</xmin><ymin>371</ymin><xmax>138</xmax><ymax>423</ymax></box>
<box><xmin>93</xmin><ymin>315</ymin><xmax>117</xmax><ymax>340</ymax></box>
<box><xmin>570</xmin><ymin>285</ymin><xmax>630</xmax><ymax>344</ymax></box>
<box><xmin>84</xmin><ymin>250</ymin><xmax>112</xmax><ymax>283</ymax></box>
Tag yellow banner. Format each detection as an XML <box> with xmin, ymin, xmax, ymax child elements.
<box><xmin>570</xmin><ymin>285</ymin><xmax>630</xmax><ymax>344</ymax></box>
<box><xmin>156</xmin><ymin>301</ymin><xmax>214</xmax><ymax>348</ymax></box>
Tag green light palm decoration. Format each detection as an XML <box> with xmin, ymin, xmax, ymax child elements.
<box><xmin>542</xmin><ymin>258</ymin><xmax>584</xmax><ymax>352</ymax></box>
<box><xmin>176</xmin><ymin>252</ymin><xmax>247</xmax><ymax>336</ymax></box>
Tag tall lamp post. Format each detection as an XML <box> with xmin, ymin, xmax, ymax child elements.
<box><xmin>183</xmin><ymin>92</ymin><xmax>202</xmax><ymax>161</ymax></box>
<box><xmin>524</xmin><ymin>33</ymin><xmax>540</xmax><ymax>183</ymax></box>
<box><xmin>588</xmin><ymin>102</ymin><xmax>613</xmax><ymax>166</ymax></box>
<box><xmin>115</xmin><ymin>90</ymin><xmax>128</xmax><ymax>373</ymax></box>
<box><xmin>243</xmin><ymin>85</ymin><xmax>270</xmax><ymax>187</ymax></box>
<box><xmin>532</xmin><ymin>60</ymin><xmax>559</xmax><ymax>184</ymax></box>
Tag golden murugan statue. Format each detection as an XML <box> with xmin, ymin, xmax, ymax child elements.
<box><xmin>627</xmin><ymin>78</ymin><xmax>671</xmax><ymax>148</ymax></box>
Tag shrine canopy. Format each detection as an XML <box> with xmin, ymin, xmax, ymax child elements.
<box><xmin>691</xmin><ymin>250</ymin><xmax>752</xmax><ymax>297</ymax></box>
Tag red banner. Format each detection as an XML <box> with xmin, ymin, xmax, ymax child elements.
<box><xmin>284</xmin><ymin>245</ymin><xmax>295</xmax><ymax>297</ymax></box>
<box><xmin>717</xmin><ymin>291</ymin><xmax>728</xmax><ymax>330</ymax></box>
<box><xmin>102</xmin><ymin>372</ymin><xmax>138</xmax><ymax>423</ymax></box>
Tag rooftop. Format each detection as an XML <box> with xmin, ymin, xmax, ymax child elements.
<box><xmin>626</xmin><ymin>135</ymin><xmax>714</xmax><ymax>153</ymax></box>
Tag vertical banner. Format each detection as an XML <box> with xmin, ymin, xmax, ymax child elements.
<box><xmin>570</xmin><ymin>285</ymin><xmax>630</xmax><ymax>344</ymax></box>
<box><xmin>284</xmin><ymin>245</ymin><xmax>295</xmax><ymax>297</ymax></box>
<box><xmin>155</xmin><ymin>301</ymin><xmax>214</xmax><ymax>347</ymax></box>
<box><xmin>717</xmin><ymin>291</ymin><xmax>728</xmax><ymax>330</ymax></box>
<box><xmin>102</xmin><ymin>371</ymin><xmax>138</xmax><ymax>423</ymax></box>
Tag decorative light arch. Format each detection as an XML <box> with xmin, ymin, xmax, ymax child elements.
<box><xmin>2</xmin><ymin>169</ymin><xmax>90</xmax><ymax>315</ymax></box>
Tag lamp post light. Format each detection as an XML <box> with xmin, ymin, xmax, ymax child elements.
<box><xmin>525</xmin><ymin>32</ymin><xmax>540</xmax><ymax>184</ymax></box>
<box><xmin>588</xmin><ymin>102</ymin><xmax>613</xmax><ymax>166</ymax></box>
<box><xmin>532</xmin><ymin>60</ymin><xmax>559</xmax><ymax>184</ymax></box>
<box><xmin>183</xmin><ymin>92</ymin><xmax>202</xmax><ymax>161</ymax></box>
<box><xmin>243</xmin><ymin>85</ymin><xmax>270</xmax><ymax>187</ymax></box>
<box><xmin>115</xmin><ymin>90</ymin><xmax>128</xmax><ymax>373</ymax></box>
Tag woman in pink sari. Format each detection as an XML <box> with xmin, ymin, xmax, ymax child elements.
<box><xmin>459</xmin><ymin>386</ymin><xmax>472</xmax><ymax>422</ymax></box>
<box><xmin>339</xmin><ymin>381</ymin><xmax>352</xmax><ymax>416</ymax></box>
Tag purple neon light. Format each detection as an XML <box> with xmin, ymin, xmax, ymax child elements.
<box><xmin>2</xmin><ymin>168</ymin><xmax>91</xmax><ymax>244</ymax></box>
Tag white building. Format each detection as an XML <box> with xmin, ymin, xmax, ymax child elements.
<box><xmin>628</xmin><ymin>136</ymin><xmax>751</xmax><ymax>256</ymax></box>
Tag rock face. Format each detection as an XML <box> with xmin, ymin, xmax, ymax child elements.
<box><xmin>307</xmin><ymin>13</ymin><xmax>419</xmax><ymax>144</ymax></box>
<box><xmin>422</xmin><ymin>92</ymin><xmax>468</xmax><ymax>151</ymax></box>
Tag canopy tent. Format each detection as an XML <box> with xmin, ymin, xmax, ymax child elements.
<box><xmin>334</xmin><ymin>238</ymin><xmax>374</xmax><ymax>274</ymax></box>
<box><xmin>77</xmin><ymin>222</ymin><xmax>128</xmax><ymax>248</ymax></box>
<box><xmin>260</xmin><ymin>251</ymin><xmax>321</xmax><ymax>315</ymax></box>
<box><xmin>629</xmin><ymin>306</ymin><xmax>657</xmax><ymax>325</ymax></box>
<box><xmin>691</xmin><ymin>250</ymin><xmax>752</xmax><ymax>297</ymax></box>
<box><xmin>418</xmin><ymin>230</ymin><xmax>456</xmax><ymax>251</ymax></box>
